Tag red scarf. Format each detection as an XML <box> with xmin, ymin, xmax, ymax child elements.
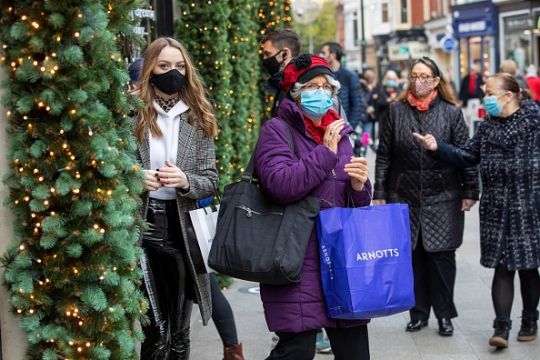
<box><xmin>303</xmin><ymin>109</ymin><xmax>341</xmax><ymax>144</ymax></box>
<box><xmin>406</xmin><ymin>90</ymin><xmax>438</xmax><ymax>112</ymax></box>
<box><xmin>468</xmin><ymin>73</ymin><xmax>477</xmax><ymax>95</ymax></box>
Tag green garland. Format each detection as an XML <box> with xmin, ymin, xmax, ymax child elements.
<box><xmin>0</xmin><ymin>1</ymin><xmax>147</xmax><ymax>359</ymax></box>
<box><xmin>229</xmin><ymin>0</ymin><xmax>262</xmax><ymax>172</ymax></box>
<box><xmin>175</xmin><ymin>0</ymin><xmax>234</xmax><ymax>194</ymax></box>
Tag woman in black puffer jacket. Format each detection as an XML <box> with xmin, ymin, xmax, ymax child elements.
<box><xmin>374</xmin><ymin>57</ymin><xmax>480</xmax><ymax>337</ymax></box>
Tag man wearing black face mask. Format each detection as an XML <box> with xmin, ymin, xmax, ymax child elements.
<box><xmin>261</xmin><ymin>29</ymin><xmax>302</xmax><ymax>118</ymax></box>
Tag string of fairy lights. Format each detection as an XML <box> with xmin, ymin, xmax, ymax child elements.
<box><xmin>0</xmin><ymin>1</ymin><xmax>146</xmax><ymax>358</ymax></box>
<box><xmin>0</xmin><ymin>0</ymin><xmax>292</xmax><ymax>357</ymax></box>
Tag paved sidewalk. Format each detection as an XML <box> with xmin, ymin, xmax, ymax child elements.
<box><xmin>190</xmin><ymin>150</ymin><xmax>540</xmax><ymax>359</ymax></box>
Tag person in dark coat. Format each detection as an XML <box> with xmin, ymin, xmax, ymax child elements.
<box><xmin>459</xmin><ymin>60</ymin><xmax>484</xmax><ymax>106</ymax></box>
<box><xmin>260</xmin><ymin>29</ymin><xmax>302</xmax><ymax>118</ymax></box>
<box><xmin>414</xmin><ymin>73</ymin><xmax>540</xmax><ymax>349</ymax></box>
<box><xmin>374</xmin><ymin>57</ymin><xmax>480</xmax><ymax>337</ymax></box>
<box><xmin>320</xmin><ymin>42</ymin><xmax>367</xmax><ymax>131</ymax></box>
<box><xmin>254</xmin><ymin>54</ymin><xmax>372</xmax><ymax>360</ymax></box>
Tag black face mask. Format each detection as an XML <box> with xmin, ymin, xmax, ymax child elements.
<box><xmin>262</xmin><ymin>50</ymin><xmax>285</xmax><ymax>76</ymax></box>
<box><xmin>150</xmin><ymin>69</ymin><xmax>187</xmax><ymax>95</ymax></box>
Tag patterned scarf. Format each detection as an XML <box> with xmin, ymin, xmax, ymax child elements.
<box><xmin>303</xmin><ymin>108</ymin><xmax>341</xmax><ymax>144</ymax></box>
<box><xmin>155</xmin><ymin>95</ymin><xmax>181</xmax><ymax>113</ymax></box>
<box><xmin>406</xmin><ymin>90</ymin><xmax>438</xmax><ymax>112</ymax></box>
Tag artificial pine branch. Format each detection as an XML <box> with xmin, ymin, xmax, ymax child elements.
<box><xmin>0</xmin><ymin>1</ymin><xmax>148</xmax><ymax>358</ymax></box>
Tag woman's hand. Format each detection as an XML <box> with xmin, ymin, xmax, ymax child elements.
<box><xmin>344</xmin><ymin>156</ymin><xmax>369</xmax><ymax>191</ymax></box>
<box><xmin>373</xmin><ymin>199</ymin><xmax>386</xmax><ymax>205</ymax></box>
<box><xmin>461</xmin><ymin>199</ymin><xmax>477</xmax><ymax>212</ymax></box>
<box><xmin>156</xmin><ymin>160</ymin><xmax>189</xmax><ymax>189</ymax></box>
<box><xmin>143</xmin><ymin>170</ymin><xmax>162</xmax><ymax>191</ymax></box>
<box><xmin>323</xmin><ymin>119</ymin><xmax>346</xmax><ymax>154</ymax></box>
<box><xmin>412</xmin><ymin>132</ymin><xmax>438</xmax><ymax>151</ymax></box>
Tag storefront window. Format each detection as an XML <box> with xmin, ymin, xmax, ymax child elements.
<box><xmin>502</xmin><ymin>13</ymin><xmax>533</xmax><ymax>73</ymax></box>
<box><xmin>459</xmin><ymin>36</ymin><xmax>492</xmax><ymax>78</ymax></box>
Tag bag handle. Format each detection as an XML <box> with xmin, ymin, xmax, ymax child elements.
<box><xmin>242</xmin><ymin>119</ymin><xmax>295</xmax><ymax>182</ymax></box>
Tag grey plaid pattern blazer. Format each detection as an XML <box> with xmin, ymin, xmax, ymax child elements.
<box><xmin>135</xmin><ymin>111</ymin><xmax>217</xmax><ymax>324</ymax></box>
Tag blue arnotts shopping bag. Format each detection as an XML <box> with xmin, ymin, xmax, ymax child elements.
<box><xmin>317</xmin><ymin>204</ymin><xmax>414</xmax><ymax>319</ymax></box>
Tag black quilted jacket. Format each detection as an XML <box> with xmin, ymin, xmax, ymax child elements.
<box><xmin>374</xmin><ymin>98</ymin><xmax>480</xmax><ymax>252</ymax></box>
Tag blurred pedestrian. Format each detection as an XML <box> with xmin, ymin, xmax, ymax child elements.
<box><xmin>525</xmin><ymin>64</ymin><xmax>540</xmax><ymax>103</ymax></box>
<box><xmin>500</xmin><ymin>59</ymin><xmax>529</xmax><ymax>93</ymax></box>
<box><xmin>255</xmin><ymin>54</ymin><xmax>372</xmax><ymax>360</ymax></box>
<box><xmin>459</xmin><ymin>59</ymin><xmax>484</xmax><ymax>107</ymax></box>
<box><xmin>320</xmin><ymin>42</ymin><xmax>367</xmax><ymax>131</ymax></box>
<box><xmin>359</xmin><ymin>68</ymin><xmax>377</xmax><ymax>155</ymax></box>
<box><xmin>261</xmin><ymin>29</ymin><xmax>302</xmax><ymax>117</ymax></box>
<box><xmin>374</xmin><ymin>57</ymin><xmax>480</xmax><ymax>337</ymax></box>
<box><xmin>209</xmin><ymin>273</ymin><xmax>244</xmax><ymax>360</ymax></box>
<box><xmin>133</xmin><ymin>37</ymin><xmax>219</xmax><ymax>359</ymax></box>
<box><xmin>370</xmin><ymin>70</ymin><xmax>400</xmax><ymax>149</ymax></box>
<box><xmin>414</xmin><ymin>73</ymin><xmax>540</xmax><ymax>349</ymax></box>
<box><xmin>128</xmin><ymin>58</ymin><xmax>143</xmax><ymax>95</ymax></box>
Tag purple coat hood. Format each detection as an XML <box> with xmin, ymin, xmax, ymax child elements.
<box><xmin>254</xmin><ymin>98</ymin><xmax>372</xmax><ymax>333</ymax></box>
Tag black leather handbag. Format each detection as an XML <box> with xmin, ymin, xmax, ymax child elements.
<box><xmin>208</xmin><ymin>122</ymin><xmax>320</xmax><ymax>285</ymax></box>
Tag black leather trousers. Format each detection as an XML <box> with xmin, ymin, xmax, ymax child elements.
<box><xmin>140</xmin><ymin>198</ymin><xmax>193</xmax><ymax>360</ymax></box>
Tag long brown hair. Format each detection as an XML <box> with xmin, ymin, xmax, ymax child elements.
<box><xmin>136</xmin><ymin>37</ymin><xmax>218</xmax><ymax>141</ymax></box>
<box><xmin>398</xmin><ymin>57</ymin><xmax>458</xmax><ymax>105</ymax></box>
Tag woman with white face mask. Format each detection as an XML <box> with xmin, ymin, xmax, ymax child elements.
<box><xmin>374</xmin><ymin>57</ymin><xmax>480</xmax><ymax>338</ymax></box>
<box><xmin>414</xmin><ymin>73</ymin><xmax>540</xmax><ymax>350</ymax></box>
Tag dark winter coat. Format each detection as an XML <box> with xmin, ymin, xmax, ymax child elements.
<box><xmin>254</xmin><ymin>98</ymin><xmax>372</xmax><ymax>333</ymax></box>
<box><xmin>335</xmin><ymin>66</ymin><xmax>366</xmax><ymax>129</ymax></box>
<box><xmin>374</xmin><ymin>98</ymin><xmax>480</xmax><ymax>252</ymax></box>
<box><xmin>459</xmin><ymin>73</ymin><xmax>484</xmax><ymax>106</ymax></box>
<box><xmin>435</xmin><ymin>100</ymin><xmax>540</xmax><ymax>270</ymax></box>
<box><xmin>134</xmin><ymin>112</ymin><xmax>217</xmax><ymax>325</ymax></box>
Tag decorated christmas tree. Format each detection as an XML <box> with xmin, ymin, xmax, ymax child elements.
<box><xmin>229</xmin><ymin>0</ymin><xmax>263</xmax><ymax>172</ymax></box>
<box><xmin>175</xmin><ymin>0</ymin><xmax>235</xmax><ymax>193</ymax></box>
<box><xmin>0</xmin><ymin>1</ymin><xmax>147</xmax><ymax>359</ymax></box>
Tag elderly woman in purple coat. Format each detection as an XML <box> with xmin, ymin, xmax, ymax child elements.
<box><xmin>254</xmin><ymin>54</ymin><xmax>372</xmax><ymax>360</ymax></box>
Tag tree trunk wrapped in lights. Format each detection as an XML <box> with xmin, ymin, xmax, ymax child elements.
<box><xmin>0</xmin><ymin>1</ymin><xmax>148</xmax><ymax>359</ymax></box>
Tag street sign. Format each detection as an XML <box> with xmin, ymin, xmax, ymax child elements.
<box><xmin>440</xmin><ymin>35</ymin><xmax>457</xmax><ymax>53</ymax></box>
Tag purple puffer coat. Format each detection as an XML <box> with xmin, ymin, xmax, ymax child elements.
<box><xmin>254</xmin><ymin>98</ymin><xmax>372</xmax><ymax>333</ymax></box>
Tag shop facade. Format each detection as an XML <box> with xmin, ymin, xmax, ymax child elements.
<box><xmin>495</xmin><ymin>0</ymin><xmax>540</xmax><ymax>74</ymax></box>
<box><xmin>451</xmin><ymin>0</ymin><xmax>497</xmax><ymax>82</ymax></box>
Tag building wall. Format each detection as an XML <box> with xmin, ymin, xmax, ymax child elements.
<box><xmin>411</xmin><ymin>0</ymin><xmax>425</xmax><ymax>27</ymax></box>
<box><xmin>0</xmin><ymin>70</ymin><xmax>26</xmax><ymax>360</ymax></box>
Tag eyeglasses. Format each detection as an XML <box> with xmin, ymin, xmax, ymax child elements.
<box><xmin>301</xmin><ymin>83</ymin><xmax>333</xmax><ymax>92</ymax></box>
<box><xmin>408</xmin><ymin>75</ymin><xmax>436</xmax><ymax>81</ymax></box>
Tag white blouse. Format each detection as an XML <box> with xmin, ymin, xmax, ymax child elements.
<box><xmin>149</xmin><ymin>99</ymin><xmax>189</xmax><ymax>200</ymax></box>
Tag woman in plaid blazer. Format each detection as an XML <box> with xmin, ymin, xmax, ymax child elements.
<box><xmin>133</xmin><ymin>37</ymin><xmax>218</xmax><ymax>360</ymax></box>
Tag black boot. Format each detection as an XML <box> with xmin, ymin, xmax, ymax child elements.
<box><xmin>517</xmin><ymin>310</ymin><xmax>538</xmax><ymax>342</ymax></box>
<box><xmin>489</xmin><ymin>318</ymin><xmax>511</xmax><ymax>348</ymax></box>
<box><xmin>169</xmin><ymin>297</ymin><xmax>193</xmax><ymax>360</ymax></box>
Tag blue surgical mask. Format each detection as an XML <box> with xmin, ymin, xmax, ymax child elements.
<box><xmin>386</xmin><ymin>79</ymin><xmax>397</xmax><ymax>88</ymax></box>
<box><xmin>300</xmin><ymin>89</ymin><xmax>333</xmax><ymax>120</ymax></box>
<box><xmin>482</xmin><ymin>95</ymin><xmax>502</xmax><ymax>117</ymax></box>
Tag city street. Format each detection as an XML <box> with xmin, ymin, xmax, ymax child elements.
<box><xmin>190</xmin><ymin>149</ymin><xmax>540</xmax><ymax>360</ymax></box>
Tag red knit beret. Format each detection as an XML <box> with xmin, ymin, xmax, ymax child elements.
<box><xmin>280</xmin><ymin>54</ymin><xmax>334</xmax><ymax>92</ymax></box>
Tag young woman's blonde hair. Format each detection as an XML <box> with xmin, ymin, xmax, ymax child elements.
<box><xmin>135</xmin><ymin>37</ymin><xmax>218</xmax><ymax>140</ymax></box>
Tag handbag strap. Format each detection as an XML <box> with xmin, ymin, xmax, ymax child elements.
<box><xmin>243</xmin><ymin>119</ymin><xmax>295</xmax><ymax>181</ymax></box>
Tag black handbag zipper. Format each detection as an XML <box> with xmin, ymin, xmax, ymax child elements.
<box><xmin>236</xmin><ymin>205</ymin><xmax>284</xmax><ymax>218</ymax></box>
